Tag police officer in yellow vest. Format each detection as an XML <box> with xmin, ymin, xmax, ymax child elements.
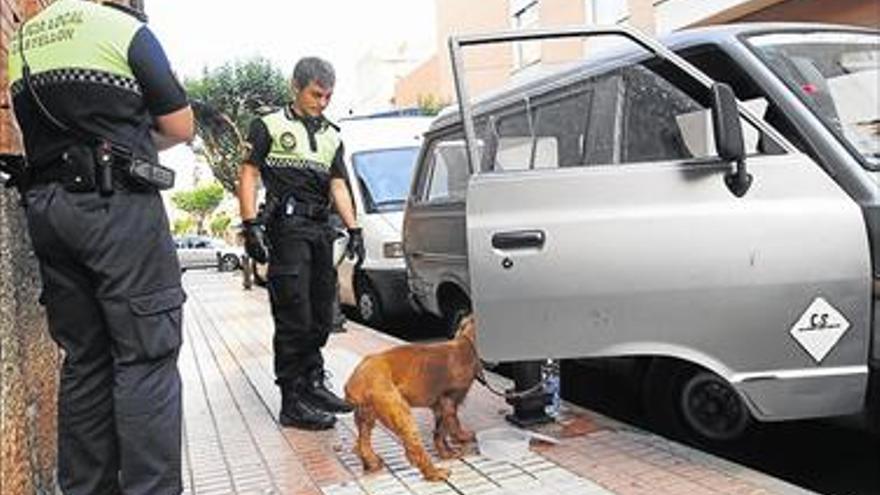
<box><xmin>7</xmin><ymin>0</ymin><xmax>193</xmax><ymax>493</ymax></box>
<box><xmin>239</xmin><ymin>57</ymin><xmax>363</xmax><ymax>430</ymax></box>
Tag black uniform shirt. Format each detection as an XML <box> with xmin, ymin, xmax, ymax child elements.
<box><xmin>245</xmin><ymin>108</ymin><xmax>347</xmax><ymax>207</ymax></box>
<box><xmin>10</xmin><ymin>6</ymin><xmax>188</xmax><ymax>169</ymax></box>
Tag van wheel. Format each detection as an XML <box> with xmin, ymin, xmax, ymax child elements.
<box><xmin>643</xmin><ymin>361</ymin><xmax>752</xmax><ymax>444</ymax></box>
<box><xmin>356</xmin><ymin>278</ymin><xmax>383</xmax><ymax>327</ymax></box>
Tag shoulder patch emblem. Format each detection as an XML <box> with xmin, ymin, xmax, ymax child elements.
<box><xmin>280</xmin><ymin>132</ymin><xmax>297</xmax><ymax>151</ymax></box>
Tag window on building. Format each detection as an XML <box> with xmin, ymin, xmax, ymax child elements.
<box><xmin>593</xmin><ymin>0</ymin><xmax>628</xmax><ymax>24</ymax></box>
<box><xmin>512</xmin><ymin>0</ymin><xmax>541</xmax><ymax>70</ymax></box>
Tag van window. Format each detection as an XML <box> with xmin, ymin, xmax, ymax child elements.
<box><xmin>492</xmin><ymin>102</ymin><xmax>563</xmax><ymax>171</ymax></box>
<box><xmin>493</xmin><ymin>104</ymin><xmax>535</xmax><ymax>171</ymax></box>
<box><xmin>621</xmin><ymin>65</ymin><xmax>704</xmax><ymax>162</ymax></box>
<box><xmin>353</xmin><ymin>147</ymin><xmax>420</xmax><ymax>213</ymax></box>
<box><xmin>484</xmin><ymin>87</ymin><xmax>593</xmax><ymax>171</ymax></box>
<box><xmin>421</xmin><ymin>134</ymin><xmax>471</xmax><ymax>203</ymax></box>
<box><xmin>477</xmin><ymin>57</ymin><xmax>782</xmax><ymax>173</ymax></box>
<box><xmin>746</xmin><ymin>31</ymin><xmax>880</xmax><ymax>169</ymax></box>
<box><xmin>681</xmin><ymin>44</ymin><xmax>803</xmax><ymax>155</ymax></box>
<box><xmin>534</xmin><ymin>87</ymin><xmax>593</xmax><ymax>167</ymax></box>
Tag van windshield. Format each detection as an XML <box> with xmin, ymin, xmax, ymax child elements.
<box><xmin>352</xmin><ymin>147</ymin><xmax>420</xmax><ymax>213</ymax></box>
<box><xmin>746</xmin><ymin>30</ymin><xmax>880</xmax><ymax>169</ymax></box>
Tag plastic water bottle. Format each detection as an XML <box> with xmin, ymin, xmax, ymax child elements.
<box><xmin>542</xmin><ymin>359</ymin><xmax>561</xmax><ymax>418</ymax></box>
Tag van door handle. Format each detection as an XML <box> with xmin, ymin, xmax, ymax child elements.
<box><xmin>492</xmin><ymin>230</ymin><xmax>546</xmax><ymax>250</ymax></box>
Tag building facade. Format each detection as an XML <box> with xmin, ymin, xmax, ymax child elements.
<box><xmin>3</xmin><ymin>2</ymin><xmax>57</xmax><ymax>494</ymax></box>
<box><xmin>394</xmin><ymin>0</ymin><xmax>879</xmax><ymax>108</ymax></box>
<box><xmin>353</xmin><ymin>41</ymin><xmax>433</xmax><ymax>114</ymax></box>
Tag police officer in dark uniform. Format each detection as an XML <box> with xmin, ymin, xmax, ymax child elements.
<box><xmin>238</xmin><ymin>57</ymin><xmax>364</xmax><ymax>430</ymax></box>
<box><xmin>7</xmin><ymin>1</ymin><xmax>193</xmax><ymax>493</ymax></box>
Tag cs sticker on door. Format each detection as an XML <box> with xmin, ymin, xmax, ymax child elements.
<box><xmin>789</xmin><ymin>297</ymin><xmax>850</xmax><ymax>364</ymax></box>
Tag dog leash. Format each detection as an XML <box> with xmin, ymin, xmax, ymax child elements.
<box><xmin>462</xmin><ymin>334</ymin><xmax>547</xmax><ymax>401</ymax></box>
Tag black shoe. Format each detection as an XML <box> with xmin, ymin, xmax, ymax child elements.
<box><xmin>279</xmin><ymin>386</ymin><xmax>337</xmax><ymax>430</ymax></box>
<box><xmin>304</xmin><ymin>368</ymin><xmax>354</xmax><ymax>413</ymax></box>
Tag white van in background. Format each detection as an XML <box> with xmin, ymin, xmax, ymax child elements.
<box><xmin>337</xmin><ymin>112</ymin><xmax>433</xmax><ymax>326</ymax></box>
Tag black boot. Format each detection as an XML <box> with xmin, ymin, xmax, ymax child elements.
<box><xmin>304</xmin><ymin>368</ymin><xmax>354</xmax><ymax>413</ymax></box>
<box><xmin>279</xmin><ymin>383</ymin><xmax>337</xmax><ymax>430</ymax></box>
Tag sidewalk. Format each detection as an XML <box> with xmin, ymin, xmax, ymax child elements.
<box><xmin>179</xmin><ymin>271</ymin><xmax>815</xmax><ymax>495</ymax></box>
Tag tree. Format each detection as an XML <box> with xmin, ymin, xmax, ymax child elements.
<box><xmin>186</xmin><ymin>57</ymin><xmax>289</xmax><ymax>193</ymax></box>
<box><xmin>209</xmin><ymin>213</ymin><xmax>232</xmax><ymax>238</ymax></box>
<box><xmin>172</xmin><ymin>217</ymin><xmax>195</xmax><ymax>236</ymax></box>
<box><xmin>417</xmin><ymin>94</ymin><xmax>449</xmax><ymax>116</ymax></box>
<box><xmin>171</xmin><ymin>183</ymin><xmax>225</xmax><ymax>235</ymax></box>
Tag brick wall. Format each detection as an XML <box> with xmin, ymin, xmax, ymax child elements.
<box><xmin>1</xmin><ymin>1</ymin><xmax>59</xmax><ymax>495</ymax></box>
<box><xmin>394</xmin><ymin>54</ymin><xmax>442</xmax><ymax>109</ymax></box>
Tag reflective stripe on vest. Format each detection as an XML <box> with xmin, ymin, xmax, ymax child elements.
<box><xmin>8</xmin><ymin>0</ymin><xmax>141</xmax><ymax>95</ymax></box>
<box><xmin>260</xmin><ymin>110</ymin><xmax>340</xmax><ymax>173</ymax></box>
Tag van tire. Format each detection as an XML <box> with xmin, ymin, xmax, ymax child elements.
<box><xmin>643</xmin><ymin>360</ymin><xmax>751</xmax><ymax>444</ymax></box>
<box><xmin>356</xmin><ymin>278</ymin><xmax>384</xmax><ymax>327</ymax></box>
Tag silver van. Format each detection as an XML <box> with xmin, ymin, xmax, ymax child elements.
<box><xmin>403</xmin><ymin>23</ymin><xmax>880</xmax><ymax>441</ymax></box>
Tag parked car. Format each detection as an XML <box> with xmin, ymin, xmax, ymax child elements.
<box><xmin>175</xmin><ymin>235</ymin><xmax>244</xmax><ymax>272</ymax></box>
<box><xmin>403</xmin><ymin>23</ymin><xmax>880</xmax><ymax>442</ymax></box>
<box><xmin>336</xmin><ymin>113</ymin><xmax>433</xmax><ymax>326</ymax></box>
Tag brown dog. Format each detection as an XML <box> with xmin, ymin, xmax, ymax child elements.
<box><xmin>344</xmin><ymin>315</ymin><xmax>480</xmax><ymax>481</ymax></box>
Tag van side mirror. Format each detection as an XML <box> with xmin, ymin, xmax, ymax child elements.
<box><xmin>711</xmin><ymin>83</ymin><xmax>752</xmax><ymax>197</ymax></box>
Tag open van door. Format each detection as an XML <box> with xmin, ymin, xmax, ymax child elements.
<box><xmin>454</xmin><ymin>27</ymin><xmax>871</xmax><ymax>421</ymax></box>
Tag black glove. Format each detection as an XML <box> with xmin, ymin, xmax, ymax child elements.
<box><xmin>346</xmin><ymin>227</ymin><xmax>365</xmax><ymax>267</ymax></box>
<box><xmin>242</xmin><ymin>219</ymin><xmax>269</xmax><ymax>264</ymax></box>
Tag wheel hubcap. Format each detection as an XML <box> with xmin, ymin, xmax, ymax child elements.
<box><xmin>681</xmin><ymin>372</ymin><xmax>749</xmax><ymax>441</ymax></box>
<box><xmin>359</xmin><ymin>292</ymin><xmax>375</xmax><ymax>321</ymax></box>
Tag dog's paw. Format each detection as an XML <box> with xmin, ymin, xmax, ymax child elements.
<box><xmin>423</xmin><ymin>466</ymin><xmax>451</xmax><ymax>482</ymax></box>
<box><xmin>437</xmin><ymin>447</ymin><xmax>462</xmax><ymax>460</ymax></box>
<box><xmin>363</xmin><ymin>459</ymin><xmax>383</xmax><ymax>474</ymax></box>
<box><xmin>455</xmin><ymin>430</ymin><xmax>476</xmax><ymax>443</ymax></box>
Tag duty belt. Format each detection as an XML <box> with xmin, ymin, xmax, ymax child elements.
<box><xmin>28</xmin><ymin>146</ymin><xmax>153</xmax><ymax>194</ymax></box>
<box><xmin>279</xmin><ymin>195</ymin><xmax>329</xmax><ymax>222</ymax></box>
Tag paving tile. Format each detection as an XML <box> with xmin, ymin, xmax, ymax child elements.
<box><xmin>320</xmin><ymin>480</ymin><xmax>365</xmax><ymax>495</ymax></box>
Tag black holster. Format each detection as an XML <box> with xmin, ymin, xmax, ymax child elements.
<box><xmin>262</xmin><ymin>193</ymin><xmax>282</xmax><ymax>223</ymax></box>
<box><xmin>27</xmin><ymin>142</ymin><xmax>175</xmax><ymax>194</ymax></box>
<box><xmin>58</xmin><ymin>144</ymin><xmax>99</xmax><ymax>193</ymax></box>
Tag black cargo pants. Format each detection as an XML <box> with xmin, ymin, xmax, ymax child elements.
<box><xmin>24</xmin><ymin>184</ymin><xmax>184</xmax><ymax>495</ymax></box>
<box><xmin>266</xmin><ymin>215</ymin><xmax>336</xmax><ymax>386</ymax></box>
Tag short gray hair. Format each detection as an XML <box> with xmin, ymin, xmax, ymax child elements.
<box><xmin>293</xmin><ymin>57</ymin><xmax>335</xmax><ymax>90</ymax></box>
